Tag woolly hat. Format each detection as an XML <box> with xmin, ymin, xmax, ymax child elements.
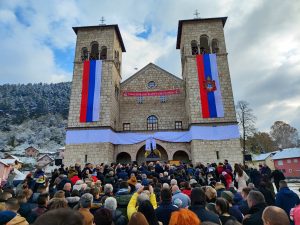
<box><xmin>0</xmin><ymin>211</ymin><xmax>17</xmax><ymax>224</ymax></box>
<box><xmin>221</xmin><ymin>191</ymin><xmax>234</xmax><ymax>203</ymax></box>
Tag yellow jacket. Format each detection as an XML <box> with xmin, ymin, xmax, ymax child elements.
<box><xmin>127</xmin><ymin>192</ymin><xmax>157</xmax><ymax>219</ymax></box>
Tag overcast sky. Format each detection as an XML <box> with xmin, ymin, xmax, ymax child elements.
<box><xmin>0</xmin><ymin>0</ymin><xmax>299</xmax><ymax>132</ymax></box>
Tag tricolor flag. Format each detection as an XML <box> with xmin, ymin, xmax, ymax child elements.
<box><xmin>196</xmin><ymin>54</ymin><xmax>224</xmax><ymax>118</ymax></box>
<box><xmin>80</xmin><ymin>60</ymin><xmax>102</xmax><ymax>122</ymax></box>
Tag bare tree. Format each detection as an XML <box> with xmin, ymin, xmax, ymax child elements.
<box><xmin>236</xmin><ymin>101</ymin><xmax>256</xmax><ymax>164</ymax></box>
<box><xmin>270</xmin><ymin>121</ymin><xmax>299</xmax><ymax>149</ymax></box>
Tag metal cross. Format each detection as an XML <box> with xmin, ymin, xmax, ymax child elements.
<box><xmin>100</xmin><ymin>16</ymin><xmax>105</xmax><ymax>24</ymax></box>
<box><xmin>194</xmin><ymin>10</ymin><xmax>200</xmax><ymax>19</ymax></box>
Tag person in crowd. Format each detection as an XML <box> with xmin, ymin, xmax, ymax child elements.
<box><xmin>94</xmin><ymin>208</ymin><xmax>113</xmax><ymax>225</ymax></box>
<box><xmin>290</xmin><ymin>203</ymin><xmax>300</xmax><ymax>225</ymax></box>
<box><xmin>0</xmin><ymin>210</ymin><xmax>17</xmax><ymax>225</ymax></box>
<box><xmin>224</xmin><ymin>159</ymin><xmax>233</xmax><ymax>172</ymax></box>
<box><xmin>205</xmin><ymin>186</ymin><xmax>218</xmax><ymax>202</ymax></box>
<box><xmin>215</xmin><ymin>182</ymin><xmax>226</xmax><ymax>197</ymax></box>
<box><xmin>138</xmin><ymin>200</ymin><xmax>162</xmax><ymax>225</ymax></box>
<box><xmin>168</xmin><ymin>208</ymin><xmax>200</xmax><ymax>225</ymax></box>
<box><xmin>243</xmin><ymin>190</ymin><xmax>267</xmax><ymax>225</ymax></box>
<box><xmin>114</xmin><ymin>181</ymin><xmax>132</xmax><ymax>217</ymax></box>
<box><xmin>78</xmin><ymin>193</ymin><xmax>94</xmax><ymax>225</ymax></box>
<box><xmin>181</xmin><ymin>182</ymin><xmax>192</xmax><ymax>198</ymax></box>
<box><xmin>33</xmin><ymin>208</ymin><xmax>84</xmax><ymax>225</ymax></box>
<box><xmin>215</xmin><ymin>197</ymin><xmax>237</xmax><ymax>224</ymax></box>
<box><xmin>262</xmin><ymin>206</ymin><xmax>290</xmax><ymax>225</ymax></box>
<box><xmin>101</xmin><ymin>184</ymin><xmax>114</xmax><ymax>204</ymax></box>
<box><xmin>63</xmin><ymin>183</ymin><xmax>72</xmax><ymax>197</ymax></box>
<box><xmin>275</xmin><ymin>180</ymin><xmax>300</xmax><ymax>216</ymax></box>
<box><xmin>234</xmin><ymin>164</ymin><xmax>249</xmax><ymax>192</ymax></box>
<box><xmin>155</xmin><ymin>188</ymin><xmax>179</xmax><ymax>225</ymax></box>
<box><xmin>189</xmin><ymin>187</ymin><xmax>221</xmax><ymax>224</ymax></box>
<box><xmin>29</xmin><ymin>193</ymin><xmax>49</xmax><ymax>223</ymax></box>
<box><xmin>270</xmin><ymin>169</ymin><xmax>285</xmax><ymax>192</ymax></box>
<box><xmin>171</xmin><ymin>185</ymin><xmax>191</xmax><ymax>208</ymax></box>
<box><xmin>16</xmin><ymin>194</ymin><xmax>32</xmax><ymax>222</ymax></box>
<box><xmin>67</xmin><ymin>189</ymin><xmax>81</xmax><ymax>208</ymax></box>
<box><xmin>238</xmin><ymin>187</ymin><xmax>251</xmax><ymax>215</ymax></box>
<box><xmin>257</xmin><ymin>182</ymin><xmax>274</xmax><ymax>206</ymax></box>
<box><xmin>47</xmin><ymin>197</ymin><xmax>68</xmax><ymax>210</ymax></box>
<box><xmin>128</xmin><ymin>212</ymin><xmax>150</xmax><ymax>225</ymax></box>
<box><xmin>127</xmin><ymin>185</ymin><xmax>157</xmax><ymax>219</ymax></box>
<box><xmin>221</xmin><ymin>191</ymin><xmax>243</xmax><ymax>223</ymax></box>
<box><xmin>104</xmin><ymin>197</ymin><xmax>127</xmax><ymax>225</ymax></box>
<box><xmin>5</xmin><ymin>197</ymin><xmax>29</xmax><ymax>225</ymax></box>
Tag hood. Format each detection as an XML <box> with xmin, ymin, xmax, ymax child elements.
<box><xmin>7</xmin><ymin>215</ymin><xmax>29</xmax><ymax>225</ymax></box>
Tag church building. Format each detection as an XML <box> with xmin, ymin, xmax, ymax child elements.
<box><xmin>64</xmin><ymin>17</ymin><xmax>243</xmax><ymax>165</ymax></box>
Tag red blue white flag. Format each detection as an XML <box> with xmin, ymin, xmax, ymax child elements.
<box><xmin>80</xmin><ymin>60</ymin><xmax>102</xmax><ymax>122</ymax></box>
<box><xmin>196</xmin><ymin>54</ymin><xmax>224</xmax><ymax>118</ymax></box>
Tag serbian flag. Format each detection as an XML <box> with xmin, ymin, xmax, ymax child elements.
<box><xmin>196</xmin><ymin>54</ymin><xmax>224</xmax><ymax>118</ymax></box>
<box><xmin>80</xmin><ymin>60</ymin><xmax>102</xmax><ymax>122</ymax></box>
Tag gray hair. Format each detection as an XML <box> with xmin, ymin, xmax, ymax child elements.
<box><xmin>80</xmin><ymin>193</ymin><xmax>93</xmax><ymax>208</ymax></box>
<box><xmin>104</xmin><ymin>184</ymin><xmax>113</xmax><ymax>194</ymax></box>
<box><xmin>137</xmin><ymin>193</ymin><xmax>149</xmax><ymax>206</ymax></box>
<box><xmin>104</xmin><ymin>197</ymin><xmax>117</xmax><ymax>211</ymax></box>
<box><xmin>248</xmin><ymin>190</ymin><xmax>265</xmax><ymax>205</ymax></box>
<box><xmin>170</xmin><ymin>179</ymin><xmax>177</xmax><ymax>186</ymax></box>
<box><xmin>141</xmin><ymin>174</ymin><xmax>147</xmax><ymax>179</ymax></box>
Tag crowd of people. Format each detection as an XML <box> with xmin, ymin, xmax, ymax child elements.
<box><xmin>0</xmin><ymin>159</ymin><xmax>299</xmax><ymax>225</ymax></box>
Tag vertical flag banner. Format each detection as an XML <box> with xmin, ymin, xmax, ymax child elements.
<box><xmin>80</xmin><ymin>60</ymin><xmax>102</xmax><ymax>122</ymax></box>
<box><xmin>196</xmin><ymin>54</ymin><xmax>224</xmax><ymax>118</ymax></box>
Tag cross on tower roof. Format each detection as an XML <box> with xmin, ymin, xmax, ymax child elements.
<box><xmin>194</xmin><ymin>10</ymin><xmax>200</xmax><ymax>19</ymax></box>
<box><xmin>100</xmin><ymin>16</ymin><xmax>105</xmax><ymax>25</ymax></box>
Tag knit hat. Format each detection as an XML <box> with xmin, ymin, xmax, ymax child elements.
<box><xmin>221</xmin><ymin>191</ymin><xmax>234</xmax><ymax>203</ymax></box>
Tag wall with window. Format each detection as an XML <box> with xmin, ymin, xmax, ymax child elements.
<box><xmin>119</xmin><ymin>64</ymin><xmax>188</xmax><ymax>131</ymax></box>
<box><xmin>274</xmin><ymin>157</ymin><xmax>300</xmax><ymax>178</ymax></box>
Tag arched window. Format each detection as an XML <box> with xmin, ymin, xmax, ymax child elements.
<box><xmin>191</xmin><ymin>40</ymin><xmax>199</xmax><ymax>55</ymax></box>
<box><xmin>81</xmin><ymin>47</ymin><xmax>88</xmax><ymax>61</ymax></box>
<box><xmin>89</xmin><ymin>42</ymin><xmax>99</xmax><ymax>60</ymax></box>
<box><xmin>212</xmin><ymin>39</ymin><xmax>219</xmax><ymax>53</ymax></box>
<box><xmin>147</xmin><ymin>115</ymin><xmax>158</xmax><ymax>130</ymax></box>
<box><xmin>200</xmin><ymin>35</ymin><xmax>210</xmax><ymax>54</ymax></box>
<box><xmin>100</xmin><ymin>46</ymin><xmax>107</xmax><ymax>60</ymax></box>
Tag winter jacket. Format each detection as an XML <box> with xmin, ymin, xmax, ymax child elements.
<box><xmin>70</xmin><ymin>175</ymin><xmax>81</xmax><ymax>185</ymax></box>
<box><xmin>7</xmin><ymin>214</ymin><xmax>29</xmax><ymax>225</ymax></box>
<box><xmin>258</xmin><ymin>187</ymin><xmax>275</xmax><ymax>206</ymax></box>
<box><xmin>0</xmin><ymin>211</ymin><xmax>17</xmax><ymax>225</ymax></box>
<box><xmin>112</xmin><ymin>209</ymin><xmax>128</xmax><ymax>225</ymax></box>
<box><xmin>115</xmin><ymin>192</ymin><xmax>132</xmax><ymax>217</ymax></box>
<box><xmin>242</xmin><ymin>202</ymin><xmax>267</xmax><ymax>225</ymax></box>
<box><xmin>155</xmin><ymin>201</ymin><xmax>179</xmax><ymax>225</ymax></box>
<box><xmin>127</xmin><ymin>192</ymin><xmax>157</xmax><ymax>219</ymax></box>
<box><xmin>275</xmin><ymin>187</ymin><xmax>300</xmax><ymax>216</ymax></box>
<box><xmin>189</xmin><ymin>205</ymin><xmax>221</xmax><ymax>224</ymax></box>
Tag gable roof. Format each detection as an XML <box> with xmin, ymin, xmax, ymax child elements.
<box><xmin>4</xmin><ymin>154</ymin><xmax>22</xmax><ymax>163</ymax></box>
<box><xmin>25</xmin><ymin>146</ymin><xmax>39</xmax><ymax>151</ymax></box>
<box><xmin>272</xmin><ymin>148</ymin><xmax>300</xmax><ymax>160</ymax></box>
<box><xmin>37</xmin><ymin>154</ymin><xmax>54</xmax><ymax>162</ymax></box>
<box><xmin>0</xmin><ymin>159</ymin><xmax>10</xmax><ymax>167</ymax></box>
<box><xmin>121</xmin><ymin>63</ymin><xmax>182</xmax><ymax>87</ymax></box>
<box><xmin>252</xmin><ymin>152</ymin><xmax>277</xmax><ymax>161</ymax></box>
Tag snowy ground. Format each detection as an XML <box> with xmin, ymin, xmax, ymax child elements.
<box><xmin>288</xmin><ymin>181</ymin><xmax>300</xmax><ymax>197</ymax></box>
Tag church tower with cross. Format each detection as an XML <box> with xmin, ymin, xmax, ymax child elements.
<box><xmin>64</xmin><ymin>16</ymin><xmax>242</xmax><ymax>166</ymax></box>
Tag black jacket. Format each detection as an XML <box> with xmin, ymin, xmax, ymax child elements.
<box><xmin>189</xmin><ymin>205</ymin><xmax>221</xmax><ymax>225</ymax></box>
<box><xmin>112</xmin><ymin>210</ymin><xmax>127</xmax><ymax>225</ymax></box>
<box><xmin>242</xmin><ymin>203</ymin><xmax>267</xmax><ymax>225</ymax></box>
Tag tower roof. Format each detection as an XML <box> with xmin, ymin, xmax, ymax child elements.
<box><xmin>176</xmin><ymin>17</ymin><xmax>227</xmax><ymax>49</ymax></box>
<box><xmin>72</xmin><ymin>24</ymin><xmax>126</xmax><ymax>52</ymax></box>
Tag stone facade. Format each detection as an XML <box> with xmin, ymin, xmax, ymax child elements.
<box><xmin>64</xmin><ymin>17</ymin><xmax>243</xmax><ymax>166</ymax></box>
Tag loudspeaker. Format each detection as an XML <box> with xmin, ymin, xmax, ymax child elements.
<box><xmin>55</xmin><ymin>159</ymin><xmax>63</xmax><ymax>166</ymax></box>
<box><xmin>244</xmin><ymin>154</ymin><xmax>252</xmax><ymax>161</ymax></box>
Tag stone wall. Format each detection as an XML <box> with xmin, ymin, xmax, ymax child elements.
<box><xmin>119</xmin><ymin>64</ymin><xmax>188</xmax><ymax>131</ymax></box>
<box><xmin>191</xmin><ymin>139</ymin><xmax>243</xmax><ymax>164</ymax></box>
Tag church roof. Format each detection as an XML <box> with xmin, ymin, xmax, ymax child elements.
<box><xmin>121</xmin><ymin>63</ymin><xmax>183</xmax><ymax>86</ymax></box>
<box><xmin>72</xmin><ymin>24</ymin><xmax>126</xmax><ymax>52</ymax></box>
<box><xmin>176</xmin><ymin>17</ymin><xmax>227</xmax><ymax>49</ymax></box>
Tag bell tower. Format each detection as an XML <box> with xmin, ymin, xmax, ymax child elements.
<box><xmin>177</xmin><ymin>17</ymin><xmax>243</xmax><ymax>163</ymax></box>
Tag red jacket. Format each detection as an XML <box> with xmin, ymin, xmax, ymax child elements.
<box><xmin>70</xmin><ymin>175</ymin><xmax>81</xmax><ymax>185</ymax></box>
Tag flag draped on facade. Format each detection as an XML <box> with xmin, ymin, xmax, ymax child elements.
<box><xmin>80</xmin><ymin>60</ymin><xmax>102</xmax><ymax>122</ymax></box>
<box><xmin>196</xmin><ymin>54</ymin><xmax>224</xmax><ymax>118</ymax></box>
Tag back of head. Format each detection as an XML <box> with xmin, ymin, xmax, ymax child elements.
<box><xmin>169</xmin><ymin>208</ymin><xmax>200</xmax><ymax>225</ymax></box>
<box><xmin>137</xmin><ymin>193</ymin><xmax>150</xmax><ymax>206</ymax></box>
<box><xmin>104</xmin><ymin>197</ymin><xmax>117</xmax><ymax>211</ymax></box>
<box><xmin>138</xmin><ymin>200</ymin><xmax>158</xmax><ymax>225</ymax></box>
<box><xmin>247</xmin><ymin>190</ymin><xmax>265</xmax><ymax>207</ymax></box>
<box><xmin>191</xmin><ymin>187</ymin><xmax>206</xmax><ymax>206</ymax></box>
<box><xmin>80</xmin><ymin>193</ymin><xmax>93</xmax><ymax>208</ymax></box>
<box><xmin>128</xmin><ymin>212</ymin><xmax>149</xmax><ymax>225</ymax></box>
<box><xmin>48</xmin><ymin>198</ymin><xmax>68</xmax><ymax>210</ymax></box>
<box><xmin>33</xmin><ymin>208</ymin><xmax>84</xmax><ymax>225</ymax></box>
<box><xmin>160</xmin><ymin>188</ymin><xmax>172</xmax><ymax>203</ymax></box>
<box><xmin>279</xmin><ymin>180</ymin><xmax>287</xmax><ymax>189</ymax></box>
<box><xmin>94</xmin><ymin>208</ymin><xmax>113</xmax><ymax>225</ymax></box>
<box><xmin>104</xmin><ymin>184</ymin><xmax>113</xmax><ymax>194</ymax></box>
<box><xmin>171</xmin><ymin>185</ymin><xmax>180</xmax><ymax>193</ymax></box>
<box><xmin>37</xmin><ymin>193</ymin><xmax>49</xmax><ymax>206</ymax></box>
<box><xmin>54</xmin><ymin>190</ymin><xmax>65</xmax><ymax>199</ymax></box>
<box><xmin>170</xmin><ymin>179</ymin><xmax>177</xmax><ymax>186</ymax></box>
<box><xmin>262</xmin><ymin>206</ymin><xmax>290</xmax><ymax>225</ymax></box>
<box><xmin>5</xmin><ymin>198</ymin><xmax>19</xmax><ymax>212</ymax></box>
<box><xmin>215</xmin><ymin>197</ymin><xmax>229</xmax><ymax>214</ymax></box>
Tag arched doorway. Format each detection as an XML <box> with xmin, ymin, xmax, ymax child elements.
<box><xmin>136</xmin><ymin>144</ymin><xmax>168</xmax><ymax>164</ymax></box>
<box><xmin>173</xmin><ymin>151</ymin><xmax>190</xmax><ymax>163</ymax></box>
<box><xmin>116</xmin><ymin>152</ymin><xmax>131</xmax><ymax>164</ymax></box>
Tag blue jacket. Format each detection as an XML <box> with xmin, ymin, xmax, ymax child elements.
<box><xmin>155</xmin><ymin>201</ymin><xmax>178</xmax><ymax>225</ymax></box>
<box><xmin>275</xmin><ymin>187</ymin><xmax>300</xmax><ymax>215</ymax></box>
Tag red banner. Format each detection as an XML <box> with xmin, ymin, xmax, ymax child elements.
<box><xmin>122</xmin><ymin>89</ymin><xmax>180</xmax><ymax>97</ymax></box>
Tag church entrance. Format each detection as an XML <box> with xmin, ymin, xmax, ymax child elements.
<box><xmin>136</xmin><ymin>144</ymin><xmax>168</xmax><ymax>164</ymax></box>
<box><xmin>173</xmin><ymin>150</ymin><xmax>190</xmax><ymax>163</ymax></box>
<box><xmin>116</xmin><ymin>152</ymin><xmax>131</xmax><ymax>164</ymax></box>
